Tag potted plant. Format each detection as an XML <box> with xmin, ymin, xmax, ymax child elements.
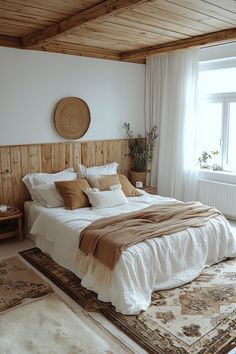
<box><xmin>123</xmin><ymin>123</ymin><xmax>158</xmax><ymax>186</ymax></box>
<box><xmin>198</xmin><ymin>150</ymin><xmax>219</xmax><ymax>169</ymax></box>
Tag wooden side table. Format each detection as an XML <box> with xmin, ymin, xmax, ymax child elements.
<box><xmin>0</xmin><ymin>210</ymin><xmax>24</xmax><ymax>241</ymax></box>
<box><xmin>142</xmin><ymin>186</ymin><xmax>157</xmax><ymax>195</ymax></box>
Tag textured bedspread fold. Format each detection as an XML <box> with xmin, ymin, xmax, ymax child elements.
<box><xmin>79</xmin><ymin>201</ymin><xmax>222</xmax><ymax>270</ymax></box>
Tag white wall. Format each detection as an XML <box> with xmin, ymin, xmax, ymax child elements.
<box><xmin>0</xmin><ymin>47</ymin><xmax>145</xmax><ymax>145</ymax></box>
<box><xmin>200</xmin><ymin>42</ymin><xmax>236</xmax><ymax>62</ymax></box>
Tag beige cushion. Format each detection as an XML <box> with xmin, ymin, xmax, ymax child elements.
<box><xmin>87</xmin><ymin>174</ymin><xmax>142</xmax><ymax>197</ymax></box>
<box><xmin>118</xmin><ymin>174</ymin><xmax>142</xmax><ymax>197</ymax></box>
<box><xmin>87</xmin><ymin>174</ymin><xmax>120</xmax><ymax>191</ymax></box>
<box><xmin>55</xmin><ymin>179</ymin><xmax>91</xmax><ymax>210</ymax></box>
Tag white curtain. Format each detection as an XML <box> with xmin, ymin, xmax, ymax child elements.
<box><xmin>145</xmin><ymin>49</ymin><xmax>199</xmax><ymax>201</ymax></box>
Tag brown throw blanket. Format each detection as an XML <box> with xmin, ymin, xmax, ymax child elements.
<box><xmin>79</xmin><ymin>201</ymin><xmax>222</xmax><ymax>270</ymax></box>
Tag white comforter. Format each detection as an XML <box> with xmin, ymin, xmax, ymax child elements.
<box><xmin>29</xmin><ymin>193</ymin><xmax>236</xmax><ymax>314</ymax></box>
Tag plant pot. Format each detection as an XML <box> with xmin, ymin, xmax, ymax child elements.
<box><xmin>129</xmin><ymin>170</ymin><xmax>147</xmax><ymax>187</ymax></box>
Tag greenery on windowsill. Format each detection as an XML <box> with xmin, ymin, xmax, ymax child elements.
<box><xmin>198</xmin><ymin>150</ymin><xmax>219</xmax><ymax>170</ymax></box>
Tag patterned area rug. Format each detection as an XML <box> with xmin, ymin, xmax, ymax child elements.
<box><xmin>20</xmin><ymin>248</ymin><xmax>236</xmax><ymax>354</ymax></box>
<box><xmin>0</xmin><ymin>294</ymin><xmax>113</xmax><ymax>354</ymax></box>
<box><xmin>1</xmin><ymin>256</ymin><xmax>130</xmax><ymax>354</ymax></box>
<box><xmin>0</xmin><ymin>256</ymin><xmax>53</xmax><ymax>313</ymax></box>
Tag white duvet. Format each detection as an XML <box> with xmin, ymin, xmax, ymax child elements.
<box><xmin>29</xmin><ymin>193</ymin><xmax>236</xmax><ymax>315</ymax></box>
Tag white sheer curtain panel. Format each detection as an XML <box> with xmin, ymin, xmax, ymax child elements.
<box><xmin>145</xmin><ymin>49</ymin><xmax>199</xmax><ymax>201</ymax></box>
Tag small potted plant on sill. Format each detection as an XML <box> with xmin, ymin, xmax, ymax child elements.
<box><xmin>198</xmin><ymin>150</ymin><xmax>219</xmax><ymax>169</ymax></box>
<box><xmin>123</xmin><ymin>122</ymin><xmax>158</xmax><ymax>187</ymax></box>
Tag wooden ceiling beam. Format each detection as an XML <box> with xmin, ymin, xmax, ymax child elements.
<box><xmin>121</xmin><ymin>27</ymin><xmax>236</xmax><ymax>60</ymax></box>
<box><xmin>22</xmin><ymin>0</ymin><xmax>149</xmax><ymax>49</ymax></box>
<box><xmin>0</xmin><ymin>35</ymin><xmax>22</xmax><ymax>49</ymax></box>
<box><xmin>37</xmin><ymin>41</ymin><xmax>145</xmax><ymax>63</ymax></box>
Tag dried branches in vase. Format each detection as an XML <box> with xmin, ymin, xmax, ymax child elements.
<box><xmin>123</xmin><ymin>122</ymin><xmax>158</xmax><ymax>186</ymax></box>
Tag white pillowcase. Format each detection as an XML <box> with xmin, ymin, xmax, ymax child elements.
<box><xmin>77</xmin><ymin>162</ymin><xmax>118</xmax><ymax>179</ymax></box>
<box><xmin>33</xmin><ymin>184</ymin><xmax>64</xmax><ymax>208</ymax></box>
<box><xmin>22</xmin><ymin>168</ymin><xmax>76</xmax><ymax>201</ymax></box>
<box><xmin>22</xmin><ymin>175</ymin><xmax>40</xmax><ymax>201</ymax></box>
<box><xmin>33</xmin><ymin>168</ymin><xmax>76</xmax><ymax>185</ymax></box>
<box><xmin>85</xmin><ymin>185</ymin><xmax>128</xmax><ymax>209</ymax></box>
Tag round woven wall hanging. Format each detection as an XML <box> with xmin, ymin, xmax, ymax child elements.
<box><xmin>54</xmin><ymin>97</ymin><xmax>90</xmax><ymax>139</ymax></box>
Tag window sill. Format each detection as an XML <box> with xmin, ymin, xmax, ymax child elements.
<box><xmin>198</xmin><ymin>169</ymin><xmax>236</xmax><ymax>184</ymax></box>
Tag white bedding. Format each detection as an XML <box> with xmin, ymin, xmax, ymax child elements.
<box><xmin>24</xmin><ymin>201</ymin><xmax>47</xmax><ymax>241</ymax></box>
<box><xmin>27</xmin><ymin>193</ymin><xmax>236</xmax><ymax>315</ymax></box>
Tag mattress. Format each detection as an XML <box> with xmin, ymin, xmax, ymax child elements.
<box><xmin>26</xmin><ymin>193</ymin><xmax>236</xmax><ymax>314</ymax></box>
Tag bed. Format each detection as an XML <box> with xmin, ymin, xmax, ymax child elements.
<box><xmin>25</xmin><ymin>191</ymin><xmax>236</xmax><ymax>315</ymax></box>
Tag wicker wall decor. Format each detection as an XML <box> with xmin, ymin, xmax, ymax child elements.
<box><xmin>54</xmin><ymin>97</ymin><xmax>90</xmax><ymax>139</ymax></box>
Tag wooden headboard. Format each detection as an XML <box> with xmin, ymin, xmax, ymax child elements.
<box><xmin>0</xmin><ymin>139</ymin><xmax>131</xmax><ymax>210</ymax></box>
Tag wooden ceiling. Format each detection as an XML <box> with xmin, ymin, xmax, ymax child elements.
<box><xmin>0</xmin><ymin>0</ymin><xmax>236</xmax><ymax>63</ymax></box>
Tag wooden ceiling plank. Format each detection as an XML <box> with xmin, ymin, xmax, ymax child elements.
<box><xmin>69</xmin><ymin>22</ymin><xmax>176</xmax><ymax>47</ymax></box>
<box><xmin>0</xmin><ymin>24</ymin><xmax>39</xmax><ymax>37</ymax></box>
<box><xmin>203</xmin><ymin>0</ymin><xmax>236</xmax><ymax>14</ymax></box>
<box><xmin>48</xmin><ymin>31</ymin><xmax>141</xmax><ymax>51</ymax></box>
<box><xmin>83</xmin><ymin>20</ymin><xmax>179</xmax><ymax>42</ymax></box>
<box><xmin>0</xmin><ymin>2</ymin><xmax>73</xmax><ymax>18</ymax></box>
<box><xmin>60</xmin><ymin>25</ymin><xmax>151</xmax><ymax>45</ymax></box>
<box><xmin>53</xmin><ymin>36</ymin><xmax>136</xmax><ymax>52</ymax></box>
<box><xmin>149</xmin><ymin>2</ymin><xmax>233</xmax><ymax>30</ymax></box>
<box><xmin>104</xmin><ymin>16</ymin><xmax>187</xmax><ymax>40</ymax></box>
<box><xmin>121</xmin><ymin>27</ymin><xmax>236</xmax><ymax>60</ymax></box>
<box><xmin>61</xmin><ymin>29</ymin><xmax>160</xmax><ymax>49</ymax></box>
<box><xmin>0</xmin><ymin>0</ymin><xmax>99</xmax><ymax>15</ymax></box>
<box><xmin>134</xmin><ymin>3</ymin><xmax>233</xmax><ymax>32</ymax></box>
<box><xmin>120</xmin><ymin>10</ymin><xmax>204</xmax><ymax>36</ymax></box>
<box><xmin>0</xmin><ymin>34</ymin><xmax>21</xmax><ymax>48</ymax></box>
<box><xmin>0</xmin><ymin>9</ymin><xmax>62</xmax><ymax>27</ymax></box>
<box><xmin>0</xmin><ymin>18</ymin><xmax>42</xmax><ymax>37</ymax></box>
<box><xmin>132</xmin><ymin>7</ymin><xmax>213</xmax><ymax>33</ymax></box>
<box><xmin>0</xmin><ymin>17</ymin><xmax>44</xmax><ymax>29</ymax></box>
<box><xmin>163</xmin><ymin>0</ymin><xmax>236</xmax><ymax>24</ymax></box>
<box><xmin>59</xmin><ymin>30</ymin><xmax>157</xmax><ymax>51</ymax></box>
<box><xmin>22</xmin><ymin>0</ymin><xmax>150</xmax><ymax>48</ymax></box>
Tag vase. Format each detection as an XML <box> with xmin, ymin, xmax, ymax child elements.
<box><xmin>129</xmin><ymin>170</ymin><xmax>147</xmax><ymax>187</ymax></box>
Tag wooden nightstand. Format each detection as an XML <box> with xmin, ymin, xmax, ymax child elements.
<box><xmin>0</xmin><ymin>210</ymin><xmax>24</xmax><ymax>241</ymax></box>
<box><xmin>142</xmin><ymin>186</ymin><xmax>157</xmax><ymax>195</ymax></box>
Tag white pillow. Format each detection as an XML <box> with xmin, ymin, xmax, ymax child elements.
<box><xmin>33</xmin><ymin>184</ymin><xmax>64</xmax><ymax>208</ymax></box>
<box><xmin>85</xmin><ymin>186</ymin><xmax>128</xmax><ymax>209</ymax></box>
<box><xmin>33</xmin><ymin>168</ymin><xmax>76</xmax><ymax>185</ymax></box>
<box><xmin>22</xmin><ymin>175</ymin><xmax>39</xmax><ymax>201</ymax></box>
<box><xmin>22</xmin><ymin>168</ymin><xmax>76</xmax><ymax>201</ymax></box>
<box><xmin>77</xmin><ymin>162</ymin><xmax>118</xmax><ymax>178</ymax></box>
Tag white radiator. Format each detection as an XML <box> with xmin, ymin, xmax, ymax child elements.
<box><xmin>199</xmin><ymin>179</ymin><xmax>236</xmax><ymax>220</ymax></box>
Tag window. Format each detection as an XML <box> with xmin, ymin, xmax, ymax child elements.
<box><xmin>198</xmin><ymin>61</ymin><xmax>236</xmax><ymax>172</ymax></box>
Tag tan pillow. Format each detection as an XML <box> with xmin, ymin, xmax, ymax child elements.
<box><xmin>88</xmin><ymin>174</ymin><xmax>120</xmax><ymax>191</ymax></box>
<box><xmin>88</xmin><ymin>174</ymin><xmax>142</xmax><ymax>197</ymax></box>
<box><xmin>118</xmin><ymin>174</ymin><xmax>142</xmax><ymax>197</ymax></box>
<box><xmin>55</xmin><ymin>179</ymin><xmax>91</xmax><ymax>210</ymax></box>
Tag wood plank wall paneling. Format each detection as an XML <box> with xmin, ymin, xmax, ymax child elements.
<box><xmin>0</xmin><ymin>139</ymin><xmax>131</xmax><ymax>210</ymax></box>
<box><xmin>0</xmin><ymin>147</ymin><xmax>13</xmax><ymax>205</ymax></box>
